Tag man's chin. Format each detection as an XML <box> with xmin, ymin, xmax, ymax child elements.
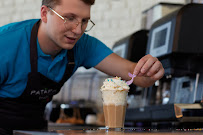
<box><xmin>62</xmin><ymin>43</ymin><xmax>75</xmax><ymax>50</ymax></box>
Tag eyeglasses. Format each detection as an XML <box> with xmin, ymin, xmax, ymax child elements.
<box><xmin>48</xmin><ymin>7</ymin><xmax>95</xmax><ymax>32</ymax></box>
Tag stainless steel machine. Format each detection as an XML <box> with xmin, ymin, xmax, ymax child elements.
<box><xmin>125</xmin><ymin>3</ymin><xmax>203</xmax><ymax>129</ymax></box>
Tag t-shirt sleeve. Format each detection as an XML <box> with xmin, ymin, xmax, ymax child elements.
<box><xmin>76</xmin><ymin>33</ymin><xmax>113</xmax><ymax>69</ymax></box>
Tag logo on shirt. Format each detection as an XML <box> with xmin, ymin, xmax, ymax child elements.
<box><xmin>30</xmin><ymin>89</ymin><xmax>58</xmax><ymax>96</ymax></box>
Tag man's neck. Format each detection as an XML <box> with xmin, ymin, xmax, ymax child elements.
<box><xmin>37</xmin><ymin>21</ymin><xmax>62</xmax><ymax>59</ymax></box>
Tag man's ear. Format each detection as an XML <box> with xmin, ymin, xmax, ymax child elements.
<box><xmin>40</xmin><ymin>5</ymin><xmax>49</xmax><ymax>23</ymax></box>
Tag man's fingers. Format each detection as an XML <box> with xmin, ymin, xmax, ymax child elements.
<box><xmin>134</xmin><ymin>54</ymin><xmax>158</xmax><ymax>76</ymax></box>
<box><xmin>133</xmin><ymin>54</ymin><xmax>152</xmax><ymax>75</ymax></box>
<box><xmin>151</xmin><ymin>67</ymin><xmax>165</xmax><ymax>81</ymax></box>
<box><xmin>146</xmin><ymin>61</ymin><xmax>162</xmax><ymax>77</ymax></box>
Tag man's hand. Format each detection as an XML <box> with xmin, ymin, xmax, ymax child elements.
<box><xmin>133</xmin><ymin>54</ymin><xmax>164</xmax><ymax>85</ymax></box>
<box><xmin>95</xmin><ymin>53</ymin><xmax>164</xmax><ymax>88</ymax></box>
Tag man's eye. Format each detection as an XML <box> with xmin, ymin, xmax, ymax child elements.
<box><xmin>82</xmin><ymin>19</ymin><xmax>89</xmax><ymax>24</ymax></box>
<box><xmin>66</xmin><ymin>16</ymin><xmax>75</xmax><ymax>21</ymax></box>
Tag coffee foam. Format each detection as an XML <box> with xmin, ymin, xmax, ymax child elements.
<box><xmin>101</xmin><ymin>90</ymin><xmax>128</xmax><ymax>106</ymax></box>
<box><xmin>101</xmin><ymin>77</ymin><xmax>130</xmax><ymax>91</ymax></box>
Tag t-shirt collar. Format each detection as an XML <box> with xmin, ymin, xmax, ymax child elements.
<box><xmin>37</xmin><ymin>39</ymin><xmax>67</xmax><ymax>58</ymax></box>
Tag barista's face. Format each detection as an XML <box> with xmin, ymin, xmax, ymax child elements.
<box><xmin>43</xmin><ymin>0</ymin><xmax>91</xmax><ymax>50</ymax></box>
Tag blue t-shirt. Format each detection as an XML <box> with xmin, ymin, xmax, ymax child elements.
<box><xmin>0</xmin><ymin>19</ymin><xmax>113</xmax><ymax>98</ymax></box>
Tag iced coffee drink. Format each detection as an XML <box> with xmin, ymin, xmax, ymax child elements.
<box><xmin>101</xmin><ymin>77</ymin><xmax>129</xmax><ymax>129</ymax></box>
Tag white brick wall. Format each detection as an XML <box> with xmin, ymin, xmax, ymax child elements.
<box><xmin>0</xmin><ymin>0</ymin><xmax>41</xmax><ymax>25</ymax></box>
<box><xmin>0</xmin><ymin>0</ymin><xmax>186</xmax><ymax>48</ymax></box>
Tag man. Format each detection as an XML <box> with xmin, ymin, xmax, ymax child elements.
<box><xmin>0</xmin><ymin>0</ymin><xmax>164</xmax><ymax>134</ymax></box>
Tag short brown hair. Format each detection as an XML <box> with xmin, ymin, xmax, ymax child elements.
<box><xmin>42</xmin><ymin>0</ymin><xmax>95</xmax><ymax>8</ymax></box>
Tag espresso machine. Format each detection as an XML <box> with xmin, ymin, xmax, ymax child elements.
<box><xmin>126</xmin><ymin>3</ymin><xmax>203</xmax><ymax>128</ymax></box>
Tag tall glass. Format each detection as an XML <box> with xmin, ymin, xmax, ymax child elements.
<box><xmin>101</xmin><ymin>90</ymin><xmax>128</xmax><ymax>130</ymax></box>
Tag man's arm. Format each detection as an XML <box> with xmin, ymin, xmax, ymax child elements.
<box><xmin>95</xmin><ymin>53</ymin><xmax>164</xmax><ymax>87</ymax></box>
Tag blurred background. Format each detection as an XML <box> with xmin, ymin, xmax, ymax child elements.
<box><xmin>1</xmin><ymin>0</ymin><xmax>203</xmax><ymax>130</ymax></box>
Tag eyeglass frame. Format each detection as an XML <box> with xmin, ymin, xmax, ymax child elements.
<box><xmin>47</xmin><ymin>6</ymin><xmax>95</xmax><ymax>32</ymax></box>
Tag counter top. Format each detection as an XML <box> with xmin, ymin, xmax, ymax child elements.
<box><xmin>14</xmin><ymin>128</ymin><xmax>203</xmax><ymax>135</ymax></box>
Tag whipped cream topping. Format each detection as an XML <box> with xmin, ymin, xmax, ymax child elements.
<box><xmin>101</xmin><ymin>77</ymin><xmax>130</xmax><ymax>91</ymax></box>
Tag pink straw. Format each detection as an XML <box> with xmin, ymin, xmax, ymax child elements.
<box><xmin>126</xmin><ymin>72</ymin><xmax>136</xmax><ymax>85</ymax></box>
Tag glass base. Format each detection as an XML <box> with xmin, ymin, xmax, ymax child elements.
<box><xmin>105</xmin><ymin>126</ymin><xmax>124</xmax><ymax>131</ymax></box>
<box><xmin>104</xmin><ymin>127</ymin><xmax>125</xmax><ymax>135</ymax></box>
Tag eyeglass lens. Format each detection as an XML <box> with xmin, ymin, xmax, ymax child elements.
<box><xmin>64</xmin><ymin>17</ymin><xmax>94</xmax><ymax>32</ymax></box>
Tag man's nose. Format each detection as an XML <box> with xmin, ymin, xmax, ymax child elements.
<box><xmin>72</xmin><ymin>23</ymin><xmax>83</xmax><ymax>34</ymax></box>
